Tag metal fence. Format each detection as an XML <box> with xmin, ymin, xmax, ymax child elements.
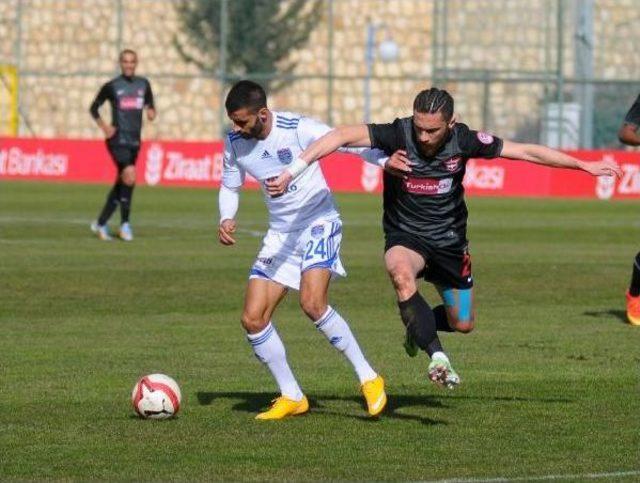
<box><xmin>0</xmin><ymin>0</ymin><xmax>638</xmax><ymax>148</ymax></box>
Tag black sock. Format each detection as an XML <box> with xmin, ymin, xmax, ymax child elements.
<box><xmin>97</xmin><ymin>183</ymin><xmax>121</xmax><ymax>225</ymax></box>
<box><xmin>629</xmin><ymin>252</ymin><xmax>640</xmax><ymax>296</ymax></box>
<box><xmin>119</xmin><ymin>184</ymin><xmax>134</xmax><ymax>224</ymax></box>
<box><xmin>433</xmin><ymin>305</ymin><xmax>455</xmax><ymax>332</ymax></box>
<box><xmin>398</xmin><ymin>291</ymin><xmax>444</xmax><ymax>357</ymax></box>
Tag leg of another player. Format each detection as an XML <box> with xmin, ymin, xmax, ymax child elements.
<box><xmin>118</xmin><ymin>165</ymin><xmax>136</xmax><ymax>241</ymax></box>
<box><xmin>625</xmin><ymin>251</ymin><xmax>640</xmax><ymax>326</ymax></box>
<box><xmin>93</xmin><ymin>173</ymin><xmax>121</xmax><ymax>240</ymax></box>
<box><xmin>242</xmin><ymin>278</ymin><xmax>305</xmax><ymax>397</ymax></box>
<box><xmin>385</xmin><ymin>246</ymin><xmax>443</xmax><ymax>356</ymax></box>
<box><xmin>242</xmin><ymin>278</ymin><xmax>308</xmax><ymax>420</ymax></box>
<box><xmin>385</xmin><ymin>246</ymin><xmax>460</xmax><ymax>388</ymax></box>
<box><xmin>300</xmin><ymin>268</ymin><xmax>386</xmax><ymax>416</ymax></box>
<box><xmin>435</xmin><ymin>286</ymin><xmax>475</xmax><ymax>333</ymax></box>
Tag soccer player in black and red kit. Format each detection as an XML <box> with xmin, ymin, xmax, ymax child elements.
<box><xmin>266</xmin><ymin>87</ymin><xmax>622</xmax><ymax>388</ymax></box>
<box><xmin>618</xmin><ymin>93</ymin><xmax>640</xmax><ymax>325</ymax></box>
<box><xmin>89</xmin><ymin>49</ymin><xmax>155</xmax><ymax>241</ymax></box>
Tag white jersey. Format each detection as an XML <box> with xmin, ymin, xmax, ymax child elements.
<box><xmin>222</xmin><ymin>111</ymin><xmax>354</xmax><ymax>232</ymax></box>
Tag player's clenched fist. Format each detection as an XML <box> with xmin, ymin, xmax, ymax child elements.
<box><xmin>218</xmin><ymin>219</ymin><xmax>237</xmax><ymax>245</ymax></box>
<box><xmin>385</xmin><ymin>149</ymin><xmax>413</xmax><ymax>179</ymax></box>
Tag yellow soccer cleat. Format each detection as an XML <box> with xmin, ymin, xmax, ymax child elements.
<box><xmin>255</xmin><ymin>395</ymin><xmax>309</xmax><ymax>420</ymax></box>
<box><xmin>626</xmin><ymin>291</ymin><xmax>640</xmax><ymax>326</ymax></box>
<box><xmin>361</xmin><ymin>375</ymin><xmax>387</xmax><ymax>417</ymax></box>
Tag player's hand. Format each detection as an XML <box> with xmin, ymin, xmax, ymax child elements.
<box><xmin>578</xmin><ymin>158</ymin><xmax>622</xmax><ymax>178</ymax></box>
<box><xmin>218</xmin><ymin>219</ymin><xmax>237</xmax><ymax>245</ymax></box>
<box><xmin>103</xmin><ymin>125</ymin><xmax>116</xmax><ymax>139</ymax></box>
<box><xmin>147</xmin><ymin>108</ymin><xmax>156</xmax><ymax>122</ymax></box>
<box><xmin>384</xmin><ymin>149</ymin><xmax>413</xmax><ymax>178</ymax></box>
<box><xmin>265</xmin><ymin>171</ymin><xmax>293</xmax><ymax>197</ymax></box>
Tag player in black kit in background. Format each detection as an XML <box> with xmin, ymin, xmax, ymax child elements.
<box><xmin>89</xmin><ymin>49</ymin><xmax>155</xmax><ymax>241</ymax></box>
<box><xmin>266</xmin><ymin>87</ymin><xmax>622</xmax><ymax>389</ymax></box>
<box><xmin>618</xmin><ymin>93</ymin><xmax>640</xmax><ymax>325</ymax></box>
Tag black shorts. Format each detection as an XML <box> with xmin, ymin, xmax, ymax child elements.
<box><xmin>107</xmin><ymin>143</ymin><xmax>139</xmax><ymax>171</ymax></box>
<box><xmin>385</xmin><ymin>231</ymin><xmax>473</xmax><ymax>289</ymax></box>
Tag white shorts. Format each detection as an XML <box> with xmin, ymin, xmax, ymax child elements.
<box><xmin>249</xmin><ymin>217</ymin><xmax>346</xmax><ymax>291</ymax></box>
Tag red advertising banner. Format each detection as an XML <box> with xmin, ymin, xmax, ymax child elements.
<box><xmin>1</xmin><ymin>136</ymin><xmax>639</xmax><ymax>199</ymax></box>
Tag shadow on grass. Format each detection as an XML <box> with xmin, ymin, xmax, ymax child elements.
<box><xmin>583</xmin><ymin>309</ymin><xmax>627</xmax><ymax>324</ymax></box>
<box><xmin>196</xmin><ymin>390</ymin><xmax>445</xmax><ymax>425</ymax></box>
<box><xmin>195</xmin><ymin>390</ymin><xmax>570</xmax><ymax>426</ymax></box>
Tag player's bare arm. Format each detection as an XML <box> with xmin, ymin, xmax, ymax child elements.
<box><xmin>500</xmin><ymin>140</ymin><xmax>622</xmax><ymax>178</ymax></box>
<box><xmin>146</xmin><ymin>107</ymin><xmax>157</xmax><ymax>122</ymax></box>
<box><xmin>265</xmin><ymin>124</ymin><xmax>371</xmax><ymax>196</ymax></box>
<box><xmin>300</xmin><ymin>124</ymin><xmax>373</xmax><ymax>163</ymax></box>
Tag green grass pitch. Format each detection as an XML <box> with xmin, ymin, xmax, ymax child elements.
<box><xmin>1</xmin><ymin>181</ymin><xmax>638</xmax><ymax>481</ymax></box>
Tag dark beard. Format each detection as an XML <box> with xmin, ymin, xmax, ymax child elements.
<box><xmin>241</xmin><ymin>118</ymin><xmax>265</xmax><ymax>139</ymax></box>
<box><xmin>417</xmin><ymin>129</ymin><xmax>450</xmax><ymax>157</ymax></box>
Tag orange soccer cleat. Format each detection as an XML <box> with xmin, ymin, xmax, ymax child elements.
<box><xmin>625</xmin><ymin>291</ymin><xmax>640</xmax><ymax>326</ymax></box>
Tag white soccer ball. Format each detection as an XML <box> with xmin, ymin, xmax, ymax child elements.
<box><xmin>131</xmin><ymin>373</ymin><xmax>182</xmax><ymax>419</ymax></box>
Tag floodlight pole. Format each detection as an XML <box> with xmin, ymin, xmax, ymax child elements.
<box><xmin>364</xmin><ymin>21</ymin><xmax>398</xmax><ymax>123</ymax></box>
<box><xmin>575</xmin><ymin>0</ymin><xmax>594</xmax><ymax>149</ymax></box>
<box><xmin>364</xmin><ymin>21</ymin><xmax>377</xmax><ymax>123</ymax></box>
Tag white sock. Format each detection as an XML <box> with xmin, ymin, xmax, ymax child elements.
<box><xmin>246</xmin><ymin>322</ymin><xmax>303</xmax><ymax>401</ymax></box>
<box><xmin>315</xmin><ymin>306</ymin><xmax>377</xmax><ymax>384</ymax></box>
<box><xmin>431</xmin><ymin>351</ymin><xmax>449</xmax><ymax>363</ymax></box>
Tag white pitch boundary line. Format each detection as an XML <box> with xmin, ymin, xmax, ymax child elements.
<box><xmin>424</xmin><ymin>469</ymin><xmax>640</xmax><ymax>483</ymax></box>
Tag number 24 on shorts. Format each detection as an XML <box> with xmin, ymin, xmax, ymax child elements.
<box><xmin>304</xmin><ymin>238</ymin><xmax>328</xmax><ymax>261</ymax></box>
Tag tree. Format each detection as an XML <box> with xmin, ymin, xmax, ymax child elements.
<box><xmin>174</xmin><ymin>0</ymin><xmax>322</xmax><ymax>93</ymax></box>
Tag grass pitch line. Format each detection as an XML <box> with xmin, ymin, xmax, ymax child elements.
<box><xmin>428</xmin><ymin>469</ymin><xmax>640</xmax><ymax>482</ymax></box>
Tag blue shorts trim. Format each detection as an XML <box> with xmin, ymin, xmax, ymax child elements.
<box><xmin>249</xmin><ymin>268</ymin><xmax>271</xmax><ymax>280</ymax></box>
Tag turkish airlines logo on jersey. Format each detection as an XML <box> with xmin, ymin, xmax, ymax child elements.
<box><xmin>119</xmin><ymin>96</ymin><xmax>144</xmax><ymax>110</ymax></box>
<box><xmin>402</xmin><ymin>176</ymin><xmax>453</xmax><ymax>195</ymax></box>
<box><xmin>443</xmin><ymin>157</ymin><xmax>461</xmax><ymax>172</ymax></box>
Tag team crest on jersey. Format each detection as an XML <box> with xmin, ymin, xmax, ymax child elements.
<box><xmin>477</xmin><ymin>132</ymin><xmax>494</xmax><ymax>144</ymax></box>
<box><xmin>277</xmin><ymin>148</ymin><xmax>293</xmax><ymax>165</ymax></box>
<box><xmin>311</xmin><ymin>224</ymin><xmax>325</xmax><ymax>238</ymax></box>
<box><xmin>443</xmin><ymin>157</ymin><xmax>461</xmax><ymax>172</ymax></box>
<box><xmin>137</xmin><ymin>89</ymin><xmax>144</xmax><ymax>96</ymax></box>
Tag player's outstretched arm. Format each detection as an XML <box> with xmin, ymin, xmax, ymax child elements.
<box><xmin>265</xmin><ymin>125</ymin><xmax>371</xmax><ymax>196</ymax></box>
<box><xmin>299</xmin><ymin>124</ymin><xmax>372</xmax><ymax>163</ymax></box>
<box><xmin>500</xmin><ymin>140</ymin><xmax>622</xmax><ymax>178</ymax></box>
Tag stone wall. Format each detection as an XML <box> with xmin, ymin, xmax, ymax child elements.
<box><xmin>0</xmin><ymin>0</ymin><xmax>638</xmax><ymax>142</ymax></box>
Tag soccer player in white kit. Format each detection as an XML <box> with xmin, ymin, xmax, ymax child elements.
<box><xmin>218</xmin><ymin>81</ymin><xmax>387</xmax><ymax>420</ymax></box>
